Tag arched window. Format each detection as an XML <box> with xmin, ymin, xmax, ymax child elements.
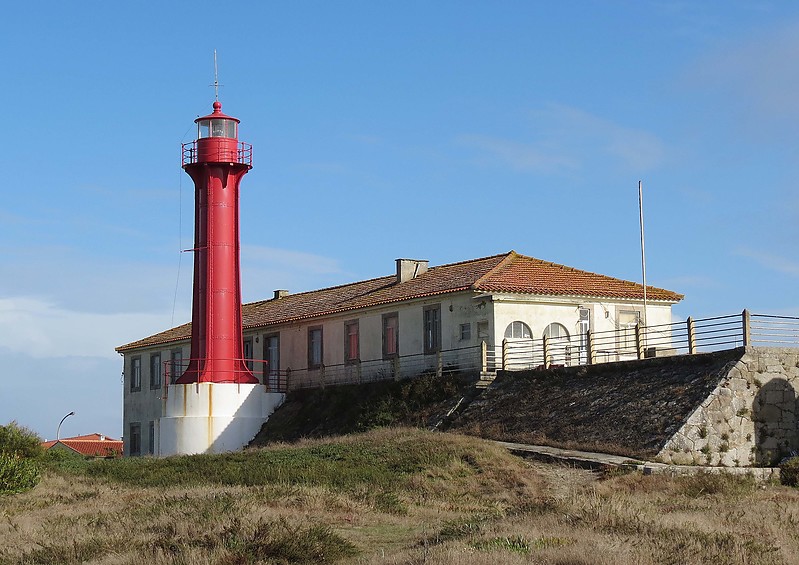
<box><xmin>543</xmin><ymin>323</ymin><xmax>570</xmax><ymax>340</ymax></box>
<box><xmin>504</xmin><ymin>321</ymin><xmax>532</xmax><ymax>339</ymax></box>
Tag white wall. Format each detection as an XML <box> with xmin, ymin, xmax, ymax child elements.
<box><xmin>490</xmin><ymin>294</ymin><xmax>673</xmax><ymax>342</ymax></box>
<box><xmin>122</xmin><ymin>341</ymin><xmax>189</xmax><ymax>456</ymax></box>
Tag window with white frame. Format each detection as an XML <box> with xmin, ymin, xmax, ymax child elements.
<box><xmin>543</xmin><ymin>323</ymin><xmax>569</xmax><ymax>340</ymax></box>
<box><xmin>504</xmin><ymin>321</ymin><xmax>532</xmax><ymax>339</ymax></box>
<box><xmin>617</xmin><ymin>310</ymin><xmax>641</xmax><ymax>353</ymax></box>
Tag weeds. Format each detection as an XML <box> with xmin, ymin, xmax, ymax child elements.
<box><xmin>780</xmin><ymin>456</ymin><xmax>799</xmax><ymax>486</ymax></box>
<box><xmin>2</xmin><ymin>428</ymin><xmax>799</xmax><ymax>565</ymax></box>
<box><xmin>150</xmin><ymin>516</ymin><xmax>358</xmax><ymax>563</ymax></box>
<box><xmin>471</xmin><ymin>535</ymin><xmax>574</xmax><ymax>554</ymax></box>
<box><xmin>676</xmin><ymin>473</ymin><xmax>756</xmax><ymax>498</ymax></box>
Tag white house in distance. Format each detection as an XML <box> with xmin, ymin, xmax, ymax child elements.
<box><xmin>116</xmin><ymin>250</ymin><xmax>683</xmax><ymax>456</ymax></box>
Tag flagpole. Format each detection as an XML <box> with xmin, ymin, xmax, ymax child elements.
<box><xmin>638</xmin><ymin>180</ymin><xmax>648</xmax><ymax>328</ymax></box>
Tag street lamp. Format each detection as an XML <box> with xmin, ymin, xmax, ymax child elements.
<box><xmin>56</xmin><ymin>411</ymin><xmax>75</xmax><ymax>441</ymax></box>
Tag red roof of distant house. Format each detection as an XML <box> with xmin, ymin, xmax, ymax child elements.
<box><xmin>117</xmin><ymin>251</ymin><xmax>683</xmax><ymax>352</ymax></box>
<box><xmin>42</xmin><ymin>433</ymin><xmax>123</xmax><ymax>458</ymax></box>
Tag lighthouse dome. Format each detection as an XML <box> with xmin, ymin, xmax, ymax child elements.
<box><xmin>195</xmin><ymin>101</ymin><xmax>240</xmax><ymax>139</ymax></box>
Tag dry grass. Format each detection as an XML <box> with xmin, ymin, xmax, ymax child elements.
<box><xmin>2</xmin><ymin>428</ymin><xmax>799</xmax><ymax>564</ymax></box>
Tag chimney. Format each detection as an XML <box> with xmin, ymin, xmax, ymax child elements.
<box><xmin>396</xmin><ymin>259</ymin><xmax>429</xmax><ymax>283</ymax></box>
<box><xmin>273</xmin><ymin>289</ymin><xmax>289</xmax><ymax>300</ymax></box>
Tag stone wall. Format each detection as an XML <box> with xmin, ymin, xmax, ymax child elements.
<box><xmin>449</xmin><ymin>346</ymin><xmax>799</xmax><ymax>466</ymax></box>
<box><xmin>659</xmin><ymin>347</ymin><xmax>799</xmax><ymax>466</ymax></box>
<box><xmin>448</xmin><ymin>349</ymin><xmax>743</xmax><ymax>459</ymax></box>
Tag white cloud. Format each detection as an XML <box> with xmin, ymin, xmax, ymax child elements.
<box><xmin>455</xmin><ymin>134</ymin><xmax>578</xmax><ymax>174</ymax></box>
<box><xmin>658</xmin><ymin>274</ymin><xmax>720</xmax><ymax>289</ymax></box>
<box><xmin>736</xmin><ymin>247</ymin><xmax>799</xmax><ymax>278</ymax></box>
<box><xmin>684</xmin><ymin>21</ymin><xmax>799</xmax><ymax>133</ymax></box>
<box><xmin>241</xmin><ymin>245</ymin><xmax>348</xmax><ymax>300</ymax></box>
<box><xmin>0</xmin><ymin>350</ymin><xmax>122</xmax><ymax>439</ymax></box>
<box><xmin>457</xmin><ymin>104</ymin><xmax>667</xmax><ymax>175</ymax></box>
<box><xmin>0</xmin><ymin>245</ymin><xmax>189</xmax><ymax>316</ymax></box>
<box><xmin>0</xmin><ymin>296</ymin><xmax>176</xmax><ymax>359</ymax></box>
<box><xmin>242</xmin><ymin>245</ymin><xmax>344</xmax><ymax>276</ymax></box>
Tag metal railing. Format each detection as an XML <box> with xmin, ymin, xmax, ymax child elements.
<box><xmin>164</xmin><ymin>358</ymin><xmax>288</xmax><ymax>393</ymax></box>
<box><xmin>750</xmin><ymin>314</ymin><xmax>799</xmax><ymax>347</ymax></box>
<box><xmin>159</xmin><ymin>310</ymin><xmax>797</xmax><ymax>393</ymax></box>
<box><xmin>277</xmin><ymin>344</ymin><xmax>488</xmax><ymax>392</ymax></box>
<box><xmin>501</xmin><ymin>310</ymin><xmax>798</xmax><ymax>371</ymax></box>
<box><xmin>181</xmin><ymin>141</ymin><xmax>253</xmax><ymax>167</ymax></box>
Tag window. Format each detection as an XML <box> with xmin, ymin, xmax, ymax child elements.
<box><xmin>129</xmin><ymin>422</ymin><xmax>141</xmax><ymax>456</ymax></box>
<box><xmin>424</xmin><ymin>305</ymin><xmax>442</xmax><ymax>353</ymax></box>
<box><xmin>264</xmin><ymin>333</ymin><xmax>280</xmax><ymax>389</ymax></box>
<box><xmin>617</xmin><ymin>310</ymin><xmax>641</xmax><ymax>353</ymax></box>
<box><xmin>148</xmin><ymin>421</ymin><xmax>155</xmax><ymax>455</ymax></box>
<box><xmin>460</xmin><ymin>323</ymin><xmax>471</xmax><ymax>341</ymax></box>
<box><xmin>578</xmin><ymin>308</ymin><xmax>591</xmax><ymax>364</ymax></box>
<box><xmin>170</xmin><ymin>349</ymin><xmax>183</xmax><ymax>384</ymax></box>
<box><xmin>383</xmin><ymin>313</ymin><xmax>399</xmax><ymax>358</ymax></box>
<box><xmin>150</xmin><ymin>353</ymin><xmax>161</xmax><ymax>390</ymax></box>
<box><xmin>544</xmin><ymin>323</ymin><xmax>572</xmax><ymax>365</ymax></box>
<box><xmin>543</xmin><ymin>323</ymin><xmax>569</xmax><ymax>340</ymax></box>
<box><xmin>198</xmin><ymin>118</ymin><xmax>237</xmax><ymax>139</ymax></box>
<box><xmin>130</xmin><ymin>357</ymin><xmax>141</xmax><ymax>392</ymax></box>
<box><xmin>308</xmin><ymin>326</ymin><xmax>323</xmax><ymax>369</ymax></box>
<box><xmin>477</xmin><ymin>321</ymin><xmax>489</xmax><ymax>340</ymax></box>
<box><xmin>504</xmin><ymin>321</ymin><xmax>532</xmax><ymax>339</ymax></box>
<box><xmin>345</xmin><ymin>320</ymin><xmax>359</xmax><ymax>363</ymax></box>
<box><xmin>243</xmin><ymin>337</ymin><xmax>254</xmax><ymax>371</ymax></box>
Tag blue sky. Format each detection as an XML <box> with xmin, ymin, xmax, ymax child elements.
<box><xmin>1</xmin><ymin>1</ymin><xmax>797</xmax><ymax>439</ymax></box>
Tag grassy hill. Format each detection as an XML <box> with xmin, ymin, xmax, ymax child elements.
<box><xmin>251</xmin><ymin>372</ymin><xmax>479</xmax><ymax>445</ymax></box>
<box><xmin>3</xmin><ymin>428</ymin><xmax>799</xmax><ymax>564</ymax></box>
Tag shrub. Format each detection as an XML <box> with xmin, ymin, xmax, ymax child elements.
<box><xmin>677</xmin><ymin>472</ymin><xmax>755</xmax><ymax>497</ymax></box>
<box><xmin>0</xmin><ymin>421</ymin><xmax>43</xmax><ymax>459</ymax></box>
<box><xmin>41</xmin><ymin>445</ymin><xmax>90</xmax><ymax>474</ymax></box>
<box><xmin>0</xmin><ymin>452</ymin><xmax>41</xmax><ymax>494</ymax></box>
<box><xmin>780</xmin><ymin>456</ymin><xmax>799</xmax><ymax>486</ymax></box>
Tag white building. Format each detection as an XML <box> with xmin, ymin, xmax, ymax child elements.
<box><xmin>116</xmin><ymin>250</ymin><xmax>682</xmax><ymax>456</ymax></box>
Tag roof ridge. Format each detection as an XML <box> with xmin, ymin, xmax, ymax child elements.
<box><xmin>245</xmin><ymin>274</ymin><xmax>395</xmax><ymax>307</ymax></box>
<box><xmin>244</xmin><ymin>251</ymin><xmax>514</xmax><ymax>308</ymax></box>
<box><xmin>478</xmin><ymin>252</ymin><xmax>681</xmax><ymax>296</ymax></box>
<box><xmin>472</xmin><ymin>250</ymin><xmax>516</xmax><ymax>289</ymax></box>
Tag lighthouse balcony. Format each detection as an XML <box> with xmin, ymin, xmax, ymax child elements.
<box><xmin>164</xmin><ymin>357</ymin><xmax>286</xmax><ymax>390</ymax></box>
<box><xmin>182</xmin><ymin>140</ymin><xmax>253</xmax><ymax>167</ymax></box>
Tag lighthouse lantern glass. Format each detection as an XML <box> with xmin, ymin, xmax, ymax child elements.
<box><xmin>197</xmin><ymin>119</ymin><xmax>237</xmax><ymax>139</ymax></box>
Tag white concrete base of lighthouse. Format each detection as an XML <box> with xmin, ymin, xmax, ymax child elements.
<box><xmin>159</xmin><ymin>383</ymin><xmax>284</xmax><ymax>456</ymax></box>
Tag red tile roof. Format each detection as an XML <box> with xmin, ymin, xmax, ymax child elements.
<box><xmin>117</xmin><ymin>251</ymin><xmax>682</xmax><ymax>352</ymax></box>
<box><xmin>42</xmin><ymin>434</ymin><xmax>123</xmax><ymax>458</ymax></box>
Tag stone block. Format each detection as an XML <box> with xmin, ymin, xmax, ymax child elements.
<box><xmin>669</xmin><ymin>451</ymin><xmax>695</xmax><ymax>465</ymax></box>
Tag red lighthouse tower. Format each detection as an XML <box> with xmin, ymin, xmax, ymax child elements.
<box><xmin>160</xmin><ymin>96</ymin><xmax>284</xmax><ymax>456</ymax></box>
<box><xmin>177</xmin><ymin>101</ymin><xmax>258</xmax><ymax>385</ymax></box>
